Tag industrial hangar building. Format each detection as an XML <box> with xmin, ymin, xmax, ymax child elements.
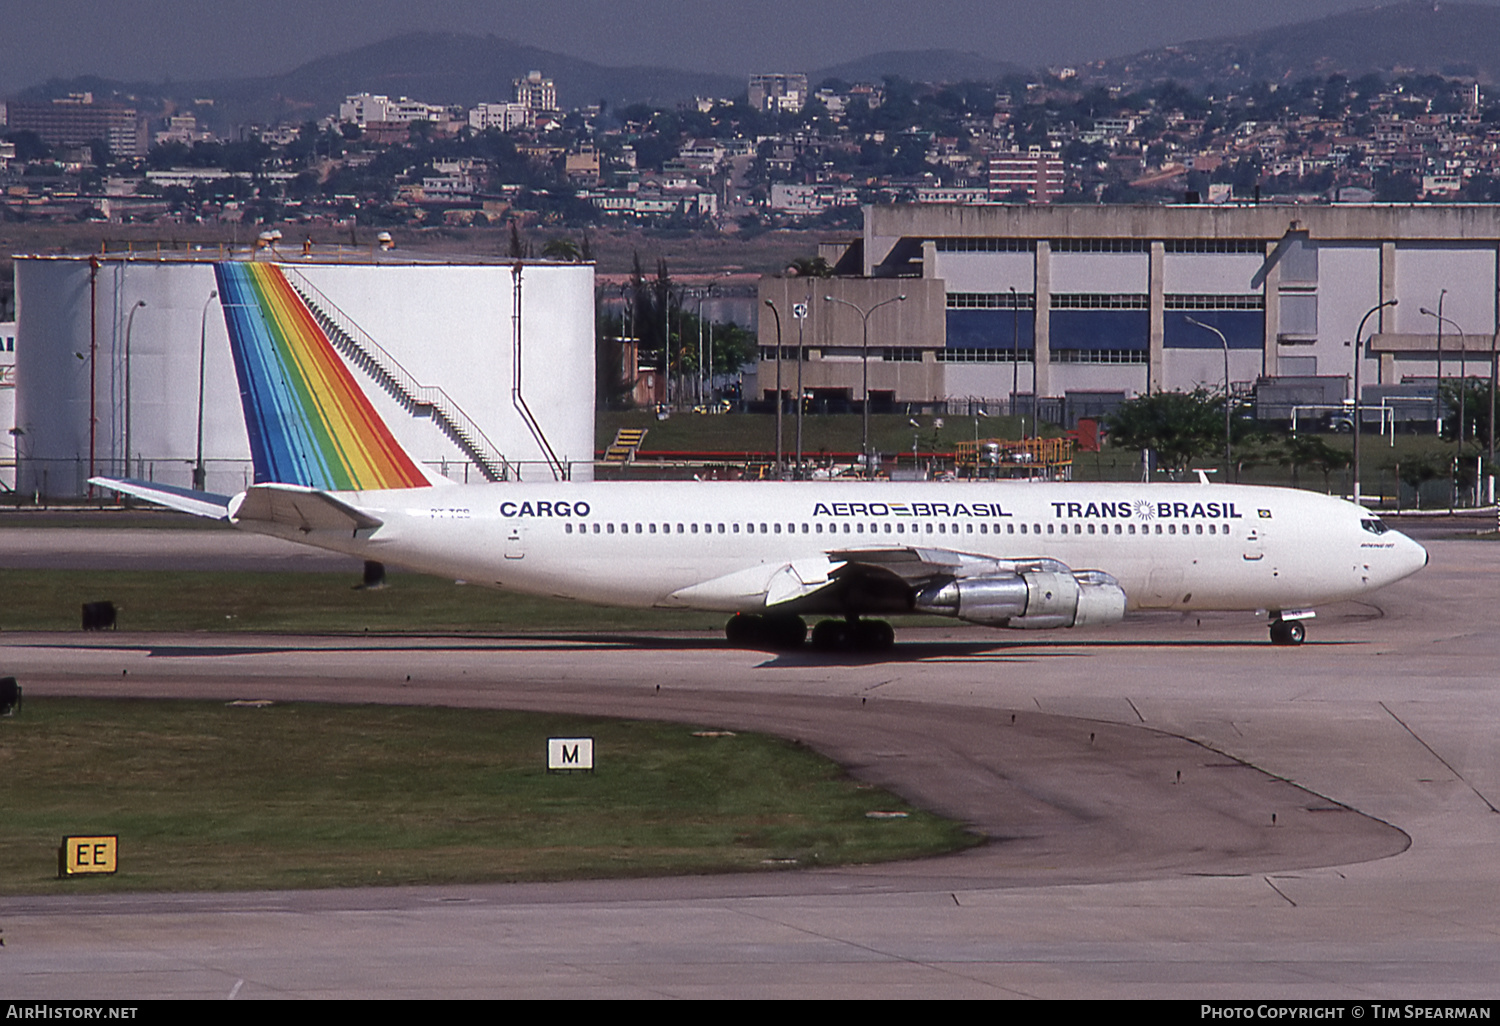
<box><xmin>1</xmin><ymin>319</ymin><xmax>15</xmax><ymax>491</ymax></box>
<box><xmin>12</xmin><ymin>254</ymin><xmax>595</xmax><ymax>499</ymax></box>
<box><xmin>758</xmin><ymin>204</ymin><xmax>1500</xmax><ymax>423</ymax></box>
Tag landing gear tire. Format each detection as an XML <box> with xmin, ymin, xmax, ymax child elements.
<box><xmin>725</xmin><ymin>614</ymin><xmax>757</xmax><ymax>647</ymax></box>
<box><xmin>853</xmin><ymin>619</ymin><xmax>896</xmax><ymax>652</ymax></box>
<box><xmin>725</xmin><ymin>613</ymin><xmax>806</xmax><ymax>650</ymax></box>
<box><xmin>763</xmin><ymin>613</ymin><xmax>808</xmax><ymax>650</ymax></box>
<box><xmin>1269</xmin><ymin>619</ymin><xmax>1305</xmax><ymax>646</ymax></box>
<box><xmin>811</xmin><ymin>619</ymin><xmax>849</xmax><ymax>651</ymax></box>
<box><xmin>811</xmin><ymin>618</ymin><xmax>895</xmax><ymax>652</ymax></box>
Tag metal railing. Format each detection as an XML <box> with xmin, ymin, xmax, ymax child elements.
<box><xmin>8</xmin><ymin>455</ymin><xmax>1494</xmax><ymax>514</ymax></box>
<box><xmin>941</xmin><ymin>395</ymin><xmax>1067</xmax><ymax>424</ymax></box>
<box><xmin>11</xmin><ymin>457</ymin><xmax>258</xmax><ymax>501</ymax></box>
<box><xmin>280</xmin><ymin>267</ymin><xmax>514</xmax><ymax>483</ymax></box>
<box><xmin>7</xmin><ymin>456</ymin><xmax>595</xmax><ymax>501</ymax></box>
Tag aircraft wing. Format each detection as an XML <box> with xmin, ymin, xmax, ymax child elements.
<box><xmin>662</xmin><ymin>546</ymin><xmax>1072</xmax><ymax>616</ymax></box>
<box><xmin>88</xmin><ymin>478</ymin><xmax>233</xmax><ymax>521</ymax></box>
<box><xmin>826</xmin><ymin>546</ymin><xmax>984</xmax><ymax>581</ymax></box>
<box><xmin>825</xmin><ymin>546</ymin><xmax>1076</xmax><ymax>583</ymax></box>
<box><xmin>807</xmin><ymin>547</ymin><xmax>1071</xmax><ymax>615</ymax></box>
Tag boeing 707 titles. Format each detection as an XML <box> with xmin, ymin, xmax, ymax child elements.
<box><xmin>92</xmin><ymin>263</ymin><xmax>1428</xmax><ymax>651</ymax></box>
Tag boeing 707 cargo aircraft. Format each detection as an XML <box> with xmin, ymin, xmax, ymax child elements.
<box><xmin>93</xmin><ymin>263</ymin><xmax>1428</xmax><ymax>651</ymax></box>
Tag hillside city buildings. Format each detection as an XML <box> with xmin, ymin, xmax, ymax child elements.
<box><xmin>5</xmin><ymin>66</ymin><xmax>1500</xmax><ymax>420</ymax></box>
<box><xmin>5</xmin><ymin>93</ymin><xmax>148</xmax><ymax>157</ymax></box>
<box><xmin>6</xmin><ymin>68</ymin><xmax>1500</xmax><ymax>228</ymax></box>
<box><xmin>748</xmin><ymin>74</ymin><xmax>809</xmax><ymax>113</ymax></box>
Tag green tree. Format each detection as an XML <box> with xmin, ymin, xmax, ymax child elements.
<box><xmin>1276</xmin><ymin>434</ymin><xmax>1351</xmax><ymax>492</ymax></box>
<box><xmin>1105</xmin><ymin>389</ymin><xmax>1225</xmax><ymax>476</ymax></box>
<box><xmin>595</xmin><ymin>310</ymin><xmax>636</xmax><ymax>410</ymax></box>
<box><xmin>1390</xmin><ymin>453</ymin><xmax>1442</xmax><ymax>509</ymax></box>
<box><xmin>1439</xmin><ymin>377</ymin><xmax>1494</xmax><ymax>447</ymax></box>
<box><xmin>4</xmin><ymin>129</ymin><xmax>51</xmax><ymax>162</ymax></box>
<box><xmin>541</xmin><ymin>237</ymin><xmax>582</xmax><ymax>262</ymax></box>
<box><xmin>672</xmin><ymin>316</ymin><xmax>757</xmax><ymax>376</ymax></box>
<box><xmin>786</xmin><ymin>256</ymin><xmax>833</xmax><ymax>278</ymax></box>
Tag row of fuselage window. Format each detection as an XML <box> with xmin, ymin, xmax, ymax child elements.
<box><xmin>562</xmin><ymin>520</ymin><xmax>1235</xmax><ymax>538</ymax></box>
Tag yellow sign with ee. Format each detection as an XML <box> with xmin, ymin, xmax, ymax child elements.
<box><xmin>61</xmin><ymin>835</ymin><xmax>118</xmax><ymax>876</ymax></box>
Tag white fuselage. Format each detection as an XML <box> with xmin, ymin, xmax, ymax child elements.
<box><xmin>239</xmin><ymin>480</ymin><xmax>1428</xmax><ymax>619</ymax></box>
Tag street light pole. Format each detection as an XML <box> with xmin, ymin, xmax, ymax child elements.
<box><xmin>1352</xmin><ymin>298</ymin><xmax>1398</xmax><ymax>505</ymax></box>
<box><xmin>695</xmin><ymin>286</ymin><xmax>705</xmax><ymax>406</ymax></box>
<box><xmin>1489</xmin><ymin>329</ymin><xmax>1496</xmax><ymax>490</ymax></box>
<box><xmin>697</xmin><ymin>279</ymin><xmax>720</xmax><ymax>407</ymax></box>
<box><xmin>662</xmin><ymin>284</ymin><xmax>673</xmax><ymax>410</ymax></box>
<box><xmin>763</xmin><ymin>299</ymin><xmax>783</xmax><ymax>477</ymax></box>
<box><xmin>1434</xmin><ymin>289</ymin><xmax>1446</xmax><ymax>437</ymax></box>
<box><xmin>123</xmin><ymin>299</ymin><xmax>146</xmax><ymax>479</ymax></box>
<box><xmin>1009</xmin><ymin>286</ymin><xmax>1020</xmax><ymax>425</ymax></box>
<box><xmin>824</xmin><ymin>293</ymin><xmax>907</xmax><ymax>472</ymax></box>
<box><xmin>194</xmin><ymin>289</ymin><xmax>218</xmax><ymax>490</ymax></box>
<box><xmin>1421</xmin><ymin>304</ymin><xmax>1467</xmax><ymax>505</ymax></box>
<box><xmin>793</xmin><ymin>297</ymin><xmax>809</xmax><ymax>478</ymax></box>
<box><xmin>1183</xmin><ymin>315</ymin><xmax>1232</xmax><ymax>478</ymax></box>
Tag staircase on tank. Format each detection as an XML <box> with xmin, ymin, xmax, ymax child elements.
<box><xmin>602</xmin><ymin>428</ymin><xmax>648</xmax><ymax>464</ymax></box>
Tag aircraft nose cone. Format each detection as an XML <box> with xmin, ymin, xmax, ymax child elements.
<box><xmin>1397</xmin><ymin>532</ymin><xmax>1428</xmax><ymax>580</ymax></box>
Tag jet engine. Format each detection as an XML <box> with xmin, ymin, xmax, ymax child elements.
<box><xmin>913</xmin><ymin>563</ymin><xmax>1126</xmax><ymax>629</ymax></box>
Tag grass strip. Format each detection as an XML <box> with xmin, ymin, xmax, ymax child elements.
<box><xmin>0</xmin><ymin>698</ymin><xmax>976</xmax><ymax>894</ymax></box>
<box><xmin>0</xmin><ymin>569</ymin><xmax>732</xmax><ymax>634</ymax></box>
<box><xmin>0</xmin><ymin>569</ymin><xmax>960</xmax><ymax>634</ymax></box>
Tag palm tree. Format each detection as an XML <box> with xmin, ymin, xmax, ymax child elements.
<box><xmin>787</xmin><ymin>256</ymin><xmax>833</xmax><ymax>278</ymax></box>
<box><xmin>541</xmin><ymin>237</ymin><xmax>583</xmax><ymax>262</ymax></box>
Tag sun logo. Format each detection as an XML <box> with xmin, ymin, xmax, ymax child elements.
<box><xmin>1133</xmin><ymin>499</ymin><xmax>1156</xmax><ymax>520</ymax></box>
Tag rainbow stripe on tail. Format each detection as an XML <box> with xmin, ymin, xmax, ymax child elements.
<box><xmin>215</xmin><ymin>262</ymin><xmax>430</xmax><ymax>491</ymax></box>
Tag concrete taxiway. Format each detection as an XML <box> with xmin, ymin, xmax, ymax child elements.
<box><xmin>0</xmin><ymin>526</ymin><xmax>360</xmax><ymax>572</ymax></box>
<box><xmin>0</xmin><ymin>529</ymin><xmax>1497</xmax><ymax>998</ymax></box>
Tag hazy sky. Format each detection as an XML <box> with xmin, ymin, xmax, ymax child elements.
<box><xmin>3</xmin><ymin>0</ymin><xmax>1494</xmax><ymax>95</ymax></box>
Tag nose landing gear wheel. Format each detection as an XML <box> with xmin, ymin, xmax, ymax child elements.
<box><xmin>1269</xmin><ymin>619</ymin><xmax>1305</xmax><ymax>645</ymax></box>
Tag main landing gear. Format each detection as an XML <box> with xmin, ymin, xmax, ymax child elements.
<box><xmin>810</xmin><ymin>617</ymin><xmax>895</xmax><ymax>653</ymax></box>
<box><xmin>1269</xmin><ymin>618</ymin><xmax>1306</xmax><ymax>646</ymax></box>
<box><xmin>724</xmin><ymin>613</ymin><xmax>807</xmax><ymax>651</ymax></box>
<box><xmin>723</xmin><ymin>614</ymin><xmax>896</xmax><ymax>653</ymax></box>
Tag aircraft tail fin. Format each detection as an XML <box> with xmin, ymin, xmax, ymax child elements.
<box><xmin>213</xmin><ymin>261</ymin><xmax>440</xmax><ymax>492</ymax></box>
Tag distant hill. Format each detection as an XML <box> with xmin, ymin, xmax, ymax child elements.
<box><xmin>14</xmin><ymin>33</ymin><xmax>746</xmax><ymax>129</ymax></box>
<box><xmin>229</xmin><ymin>32</ymin><xmax>745</xmax><ymax>113</ymax></box>
<box><xmin>1090</xmin><ymin>1</ymin><xmax>1500</xmax><ymax>88</ymax></box>
<box><xmin>13</xmin><ymin>38</ymin><xmax>1033</xmax><ymax>131</ymax></box>
<box><xmin>811</xmin><ymin>50</ymin><xmax>1026</xmax><ymax>87</ymax></box>
<box><xmin>16</xmin><ymin>5</ymin><xmax>1500</xmax><ymax>134</ymax></box>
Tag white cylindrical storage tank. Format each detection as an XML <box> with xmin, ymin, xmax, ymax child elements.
<box><xmin>14</xmin><ymin>255</ymin><xmax>596</xmax><ymax>499</ymax></box>
<box><xmin>0</xmin><ymin>321</ymin><xmax>15</xmax><ymax>491</ymax></box>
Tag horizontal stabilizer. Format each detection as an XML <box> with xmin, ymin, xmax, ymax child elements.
<box><xmin>88</xmin><ymin>478</ymin><xmax>232</xmax><ymax>521</ymax></box>
<box><xmin>230</xmin><ymin>484</ymin><xmax>384</xmax><ymax>534</ymax></box>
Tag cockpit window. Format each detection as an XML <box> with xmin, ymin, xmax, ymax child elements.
<box><xmin>1361</xmin><ymin>518</ymin><xmax>1389</xmax><ymax>535</ymax></box>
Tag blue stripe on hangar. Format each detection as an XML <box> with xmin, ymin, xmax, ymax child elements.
<box><xmin>1049</xmin><ymin>309</ymin><xmax>1149</xmax><ymax>351</ymax></box>
<box><xmin>1164</xmin><ymin>310</ymin><xmax>1264</xmax><ymax>349</ymax></box>
<box><xmin>944</xmin><ymin>309</ymin><xmax>1035</xmax><ymax>350</ymax></box>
